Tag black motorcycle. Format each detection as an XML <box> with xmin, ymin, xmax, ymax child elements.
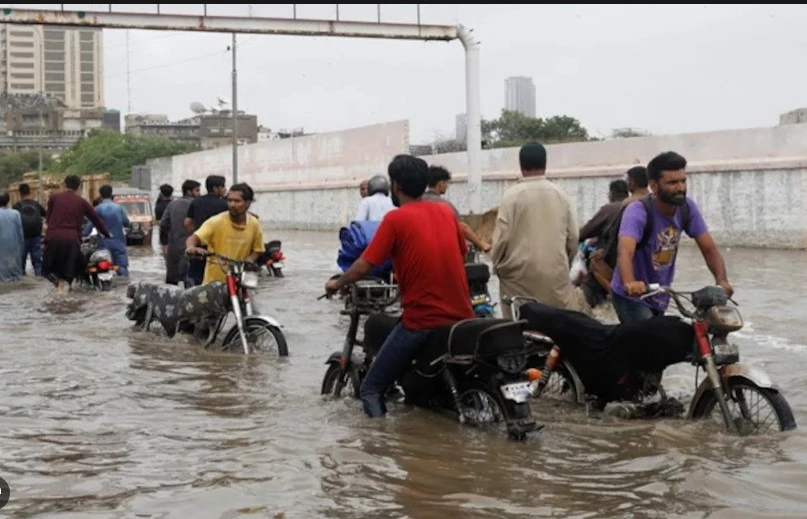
<box><xmin>319</xmin><ymin>278</ymin><xmax>543</xmax><ymax>440</ymax></box>
<box><xmin>257</xmin><ymin>240</ymin><xmax>285</xmax><ymax>277</ymax></box>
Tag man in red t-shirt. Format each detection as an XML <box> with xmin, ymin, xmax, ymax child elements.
<box><xmin>325</xmin><ymin>154</ymin><xmax>475</xmax><ymax>417</ymax></box>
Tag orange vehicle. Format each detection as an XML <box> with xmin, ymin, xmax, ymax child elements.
<box><xmin>112</xmin><ymin>187</ymin><xmax>154</xmax><ymax>246</ymax></box>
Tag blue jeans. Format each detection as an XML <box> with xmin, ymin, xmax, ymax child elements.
<box><xmin>359</xmin><ymin>323</ymin><xmax>434</xmax><ymax>418</ymax></box>
<box><xmin>100</xmin><ymin>238</ymin><xmax>129</xmax><ymax>277</ymax></box>
<box><xmin>612</xmin><ymin>292</ymin><xmax>664</xmax><ymax>325</ymax></box>
<box><xmin>21</xmin><ymin>236</ymin><xmax>42</xmax><ymax>276</ymax></box>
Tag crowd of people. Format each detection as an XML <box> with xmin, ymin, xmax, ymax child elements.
<box><xmin>327</xmin><ymin>143</ymin><xmax>732</xmax><ymax>417</ymax></box>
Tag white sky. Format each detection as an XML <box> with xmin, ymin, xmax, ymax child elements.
<box><xmin>10</xmin><ymin>4</ymin><xmax>807</xmax><ymax>143</ymax></box>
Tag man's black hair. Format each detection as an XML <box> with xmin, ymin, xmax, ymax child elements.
<box><xmin>18</xmin><ymin>183</ymin><xmax>31</xmax><ymax>196</ymax></box>
<box><xmin>182</xmin><ymin>179</ymin><xmax>201</xmax><ymax>196</ymax></box>
<box><xmin>427</xmin><ymin>165</ymin><xmax>452</xmax><ymax>188</ymax></box>
<box><xmin>0</xmin><ymin>192</ymin><xmax>9</xmax><ymax>206</ymax></box>
<box><xmin>626</xmin><ymin>165</ymin><xmax>649</xmax><ymax>188</ymax></box>
<box><xmin>159</xmin><ymin>184</ymin><xmax>174</xmax><ymax>197</ymax></box>
<box><xmin>519</xmin><ymin>142</ymin><xmax>547</xmax><ymax>171</ymax></box>
<box><xmin>388</xmin><ymin>154</ymin><xmax>429</xmax><ymax>198</ymax></box>
<box><xmin>647</xmin><ymin>151</ymin><xmax>687</xmax><ymax>182</ymax></box>
<box><xmin>609</xmin><ymin>179</ymin><xmax>629</xmax><ymax>199</ymax></box>
<box><xmin>64</xmin><ymin>175</ymin><xmax>81</xmax><ymax>190</ymax></box>
<box><xmin>229</xmin><ymin>182</ymin><xmax>254</xmax><ymax>202</ymax></box>
<box><xmin>205</xmin><ymin>175</ymin><xmax>226</xmax><ymax>193</ymax></box>
<box><xmin>99</xmin><ymin>184</ymin><xmax>113</xmax><ymax>199</ymax></box>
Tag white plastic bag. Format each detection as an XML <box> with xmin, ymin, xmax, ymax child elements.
<box><xmin>569</xmin><ymin>247</ymin><xmax>587</xmax><ymax>286</ymax></box>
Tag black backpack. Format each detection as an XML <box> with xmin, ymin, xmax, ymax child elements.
<box><xmin>18</xmin><ymin>200</ymin><xmax>43</xmax><ymax>238</ymax></box>
<box><xmin>599</xmin><ymin>195</ymin><xmax>691</xmax><ymax>273</ymax></box>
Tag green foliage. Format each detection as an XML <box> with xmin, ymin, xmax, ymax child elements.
<box><xmin>481</xmin><ymin>110</ymin><xmax>591</xmax><ymax>149</ymax></box>
<box><xmin>57</xmin><ymin>129</ymin><xmax>194</xmax><ymax>181</ymax></box>
<box><xmin>0</xmin><ymin>150</ymin><xmax>55</xmax><ymax>189</ymax></box>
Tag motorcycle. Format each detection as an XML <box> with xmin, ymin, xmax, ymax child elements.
<box><xmin>80</xmin><ymin>230</ymin><xmax>117</xmax><ymax>291</ymax></box>
<box><xmin>319</xmin><ymin>278</ymin><xmax>544</xmax><ymax>440</ymax></box>
<box><xmin>508</xmin><ymin>284</ymin><xmax>797</xmax><ymax>435</ymax></box>
<box><xmin>258</xmin><ymin>240</ymin><xmax>286</xmax><ymax>277</ymax></box>
<box><xmin>126</xmin><ymin>252</ymin><xmax>288</xmax><ymax>356</ymax></box>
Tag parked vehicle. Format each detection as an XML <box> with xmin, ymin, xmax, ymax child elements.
<box><xmin>79</xmin><ymin>230</ymin><xmax>117</xmax><ymax>291</ymax></box>
<box><xmin>113</xmin><ymin>187</ymin><xmax>154</xmax><ymax>246</ymax></box>
<box><xmin>319</xmin><ymin>278</ymin><xmax>543</xmax><ymax>440</ymax></box>
<box><xmin>257</xmin><ymin>240</ymin><xmax>286</xmax><ymax>277</ymax></box>
<box><xmin>508</xmin><ymin>284</ymin><xmax>797</xmax><ymax>435</ymax></box>
<box><xmin>126</xmin><ymin>252</ymin><xmax>288</xmax><ymax>356</ymax></box>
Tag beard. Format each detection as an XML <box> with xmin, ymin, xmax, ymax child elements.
<box><xmin>658</xmin><ymin>189</ymin><xmax>687</xmax><ymax>206</ymax></box>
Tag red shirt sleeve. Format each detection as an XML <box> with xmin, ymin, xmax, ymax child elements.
<box><xmin>361</xmin><ymin>217</ymin><xmax>396</xmax><ymax>267</ymax></box>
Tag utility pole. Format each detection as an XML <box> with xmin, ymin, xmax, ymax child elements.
<box><xmin>231</xmin><ymin>32</ymin><xmax>238</xmax><ymax>185</ymax></box>
<box><xmin>38</xmin><ymin>102</ymin><xmax>43</xmax><ymax>204</ymax></box>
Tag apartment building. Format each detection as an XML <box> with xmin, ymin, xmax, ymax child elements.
<box><xmin>0</xmin><ymin>24</ymin><xmax>104</xmax><ymax>110</ymax></box>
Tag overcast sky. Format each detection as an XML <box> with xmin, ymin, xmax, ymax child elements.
<box><xmin>12</xmin><ymin>4</ymin><xmax>807</xmax><ymax>143</ymax></box>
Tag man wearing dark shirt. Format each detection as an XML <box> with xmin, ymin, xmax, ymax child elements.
<box><xmin>154</xmin><ymin>184</ymin><xmax>174</xmax><ymax>222</ymax></box>
<box><xmin>325</xmin><ymin>154</ymin><xmax>474</xmax><ymax>418</ymax></box>
<box><xmin>578</xmin><ymin>179</ymin><xmax>629</xmax><ymax>242</ymax></box>
<box><xmin>183</xmin><ymin>175</ymin><xmax>228</xmax><ymax>286</ymax></box>
<box><xmin>13</xmin><ymin>182</ymin><xmax>47</xmax><ymax>276</ymax></box>
<box><xmin>43</xmin><ymin>175</ymin><xmax>110</xmax><ymax>293</ymax></box>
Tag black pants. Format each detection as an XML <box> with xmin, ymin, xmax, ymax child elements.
<box><xmin>187</xmin><ymin>258</ymin><xmax>205</xmax><ymax>287</ymax></box>
<box><xmin>165</xmin><ymin>248</ymin><xmax>189</xmax><ymax>286</ymax></box>
<box><xmin>42</xmin><ymin>237</ymin><xmax>83</xmax><ymax>284</ymax></box>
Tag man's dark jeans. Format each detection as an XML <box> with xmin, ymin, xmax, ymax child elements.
<box><xmin>21</xmin><ymin>236</ymin><xmax>42</xmax><ymax>276</ymax></box>
<box><xmin>359</xmin><ymin>323</ymin><xmax>434</xmax><ymax>418</ymax></box>
<box><xmin>187</xmin><ymin>258</ymin><xmax>205</xmax><ymax>287</ymax></box>
<box><xmin>612</xmin><ymin>292</ymin><xmax>664</xmax><ymax>325</ymax></box>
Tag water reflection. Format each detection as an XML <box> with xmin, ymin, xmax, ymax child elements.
<box><xmin>0</xmin><ymin>233</ymin><xmax>804</xmax><ymax>517</ymax></box>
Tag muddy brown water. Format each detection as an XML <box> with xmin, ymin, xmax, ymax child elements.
<box><xmin>1</xmin><ymin>232</ymin><xmax>806</xmax><ymax>518</ymax></box>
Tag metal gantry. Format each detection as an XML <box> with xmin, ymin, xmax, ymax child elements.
<box><xmin>0</xmin><ymin>5</ymin><xmax>484</xmax><ymax>213</ymax></box>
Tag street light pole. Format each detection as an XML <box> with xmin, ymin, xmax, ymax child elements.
<box><xmin>38</xmin><ymin>103</ymin><xmax>43</xmax><ymax>204</ymax></box>
<box><xmin>231</xmin><ymin>32</ymin><xmax>238</xmax><ymax>185</ymax></box>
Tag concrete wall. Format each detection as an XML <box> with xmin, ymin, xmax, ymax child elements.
<box><xmin>147</xmin><ymin>120</ymin><xmax>807</xmax><ymax>249</ymax></box>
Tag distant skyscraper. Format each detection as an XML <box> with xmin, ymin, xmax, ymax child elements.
<box><xmin>0</xmin><ymin>24</ymin><xmax>104</xmax><ymax>109</ymax></box>
<box><xmin>455</xmin><ymin>112</ymin><xmax>467</xmax><ymax>142</ymax></box>
<box><xmin>504</xmin><ymin>76</ymin><xmax>536</xmax><ymax>118</ymax></box>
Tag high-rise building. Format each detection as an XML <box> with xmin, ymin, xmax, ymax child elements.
<box><xmin>0</xmin><ymin>24</ymin><xmax>104</xmax><ymax>110</ymax></box>
<box><xmin>504</xmin><ymin>76</ymin><xmax>536</xmax><ymax>118</ymax></box>
<box><xmin>455</xmin><ymin>112</ymin><xmax>467</xmax><ymax>142</ymax></box>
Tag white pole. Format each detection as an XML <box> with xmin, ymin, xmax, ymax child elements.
<box><xmin>457</xmin><ymin>25</ymin><xmax>482</xmax><ymax>215</ymax></box>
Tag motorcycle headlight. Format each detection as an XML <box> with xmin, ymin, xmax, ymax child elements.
<box><xmin>241</xmin><ymin>271</ymin><xmax>259</xmax><ymax>289</ymax></box>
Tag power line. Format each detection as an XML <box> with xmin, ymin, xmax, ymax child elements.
<box><xmin>105</xmin><ymin>36</ymin><xmax>258</xmax><ymax>81</ymax></box>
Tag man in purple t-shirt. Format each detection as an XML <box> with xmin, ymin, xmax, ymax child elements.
<box><xmin>611</xmin><ymin>151</ymin><xmax>733</xmax><ymax>324</ymax></box>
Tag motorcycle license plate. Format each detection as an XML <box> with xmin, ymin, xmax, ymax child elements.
<box><xmin>98</xmin><ymin>272</ymin><xmax>114</xmax><ymax>281</ymax></box>
<box><xmin>272</xmin><ymin>262</ymin><xmax>284</xmax><ymax>269</ymax></box>
<box><xmin>500</xmin><ymin>381</ymin><xmax>533</xmax><ymax>403</ymax></box>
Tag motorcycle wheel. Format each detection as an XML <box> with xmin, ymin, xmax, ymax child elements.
<box><xmin>691</xmin><ymin>380</ymin><xmax>797</xmax><ymax>434</ymax></box>
<box><xmin>220</xmin><ymin>317</ymin><xmax>289</xmax><ymax>357</ymax></box>
<box><xmin>457</xmin><ymin>381</ymin><xmax>511</xmax><ymax>435</ymax></box>
<box><xmin>526</xmin><ymin>354</ymin><xmax>582</xmax><ymax>405</ymax></box>
<box><xmin>322</xmin><ymin>362</ymin><xmax>361</xmax><ymax>398</ymax></box>
<box><xmin>100</xmin><ymin>280</ymin><xmax>111</xmax><ymax>292</ymax></box>
<box><xmin>271</xmin><ymin>266</ymin><xmax>284</xmax><ymax>278</ymax></box>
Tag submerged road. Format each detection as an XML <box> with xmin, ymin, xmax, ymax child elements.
<box><xmin>0</xmin><ymin>231</ymin><xmax>805</xmax><ymax>518</ymax></box>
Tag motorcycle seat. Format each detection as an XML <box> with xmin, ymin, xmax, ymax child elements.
<box><xmin>446</xmin><ymin>318</ymin><xmax>527</xmax><ymax>359</ymax></box>
<box><xmin>465</xmin><ymin>263</ymin><xmax>490</xmax><ymax>284</ymax></box>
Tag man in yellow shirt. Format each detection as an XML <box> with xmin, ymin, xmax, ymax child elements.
<box><xmin>185</xmin><ymin>183</ymin><xmax>265</xmax><ymax>285</ymax></box>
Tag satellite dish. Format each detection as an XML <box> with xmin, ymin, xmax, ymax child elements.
<box><xmin>189</xmin><ymin>101</ymin><xmax>206</xmax><ymax>114</ymax></box>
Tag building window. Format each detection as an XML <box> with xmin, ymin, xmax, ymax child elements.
<box><xmin>44</xmin><ymin>41</ymin><xmax>64</xmax><ymax>52</ymax></box>
<box><xmin>9</xmin><ymin>51</ymin><xmax>34</xmax><ymax>59</ymax></box>
<box><xmin>45</xmin><ymin>83</ymin><xmax>65</xmax><ymax>94</ymax></box>
<box><xmin>80</xmin><ymin>41</ymin><xmax>94</xmax><ymax>52</ymax></box>
<box><xmin>10</xmin><ymin>41</ymin><xmax>34</xmax><ymax>48</ymax></box>
<box><xmin>45</xmin><ymin>72</ymin><xmax>65</xmax><ymax>82</ymax></box>
<box><xmin>10</xmin><ymin>83</ymin><xmax>35</xmax><ymax>89</ymax></box>
<box><xmin>45</xmin><ymin>62</ymin><xmax>62</xmax><ymax>72</ymax></box>
<box><xmin>10</xmin><ymin>72</ymin><xmax>34</xmax><ymax>80</ymax></box>
<box><xmin>81</xmin><ymin>93</ymin><xmax>95</xmax><ymax>104</ymax></box>
<box><xmin>80</xmin><ymin>32</ymin><xmax>95</xmax><ymax>42</ymax></box>
<box><xmin>80</xmin><ymin>62</ymin><xmax>93</xmax><ymax>73</ymax></box>
<box><xmin>10</xmin><ymin>30</ymin><xmax>32</xmax><ymax>38</ymax></box>
<box><xmin>12</xmin><ymin>62</ymin><xmax>35</xmax><ymax>69</ymax></box>
<box><xmin>44</xmin><ymin>51</ymin><xmax>64</xmax><ymax>62</ymax></box>
<box><xmin>81</xmin><ymin>72</ymin><xmax>94</xmax><ymax>82</ymax></box>
<box><xmin>44</xmin><ymin>30</ymin><xmax>65</xmax><ymax>41</ymax></box>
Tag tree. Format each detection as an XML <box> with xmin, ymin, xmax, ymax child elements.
<box><xmin>610</xmin><ymin>128</ymin><xmax>651</xmax><ymax>139</ymax></box>
<box><xmin>0</xmin><ymin>150</ymin><xmax>55</xmax><ymax>188</ymax></box>
<box><xmin>431</xmin><ymin>131</ymin><xmax>467</xmax><ymax>154</ymax></box>
<box><xmin>57</xmin><ymin>130</ymin><xmax>194</xmax><ymax>181</ymax></box>
<box><xmin>481</xmin><ymin>109</ymin><xmax>591</xmax><ymax>148</ymax></box>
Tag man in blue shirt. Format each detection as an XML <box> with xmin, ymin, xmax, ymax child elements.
<box><xmin>84</xmin><ymin>184</ymin><xmax>131</xmax><ymax>276</ymax></box>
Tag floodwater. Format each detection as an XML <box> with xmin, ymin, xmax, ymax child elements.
<box><xmin>1</xmin><ymin>231</ymin><xmax>806</xmax><ymax>518</ymax></box>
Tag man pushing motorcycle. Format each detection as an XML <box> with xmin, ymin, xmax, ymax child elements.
<box><xmin>612</xmin><ymin>150</ymin><xmax>733</xmax><ymax>324</ymax></box>
<box><xmin>324</xmin><ymin>154</ymin><xmax>475</xmax><ymax>418</ymax></box>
